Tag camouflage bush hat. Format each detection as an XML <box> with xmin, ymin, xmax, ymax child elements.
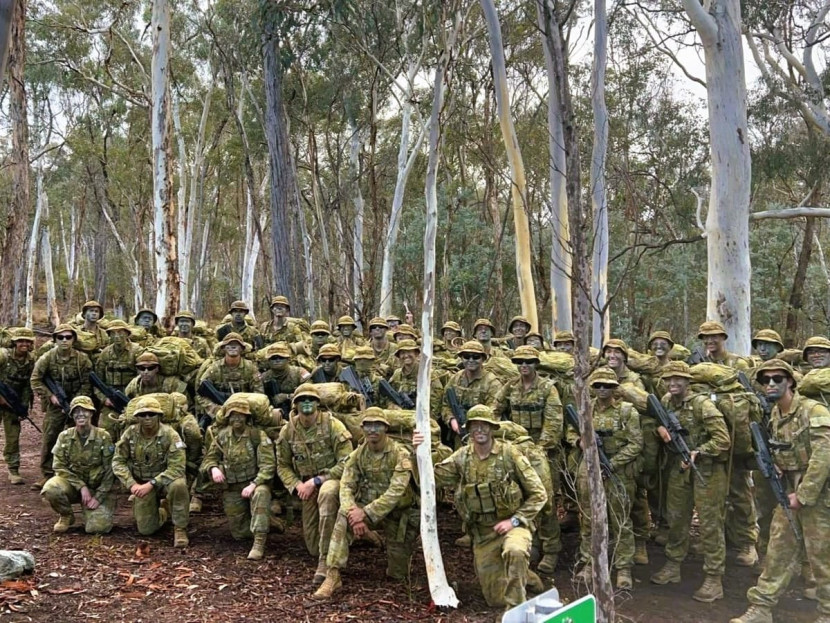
<box><xmin>661</xmin><ymin>360</ymin><xmax>693</xmax><ymax>379</ymax></box>
<box><xmin>802</xmin><ymin>336</ymin><xmax>830</xmax><ymax>360</ymax></box>
<box><xmin>133</xmin><ymin>308</ymin><xmax>158</xmax><ymax>323</ymax></box>
<box><xmin>69</xmin><ymin>395</ymin><xmax>96</xmax><ymax>416</ymax></box>
<box><xmin>293</xmin><ymin>383</ymin><xmax>321</xmax><ymax>403</ymax></box>
<box><xmin>441</xmin><ymin>321</ymin><xmax>462</xmax><ymax>334</ymax></box>
<box><xmin>602</xmin><ymin>338</ymin><xmax>629</xmax><ymax>360</ymax></box>
<box><xmin>82</xmin><ymin>300</ymin><xmax>104</xmax><ymax>314</ymax></box>
<box><xmin>368</xmin><ymin>317</ymin><xmax>389</xmax><ymax>330</ymax></box>
<box><xmin>133</xmin><ymin>396</ymin><xmax>165</xmax><ymax>416</ymax></box>
<box><xmin>458</xmin><ymin>340</ymin><xmax>488</xmax><ymax>359</ymax></box>
<box><xmin>508</xmin><ymin>315</ymin><xmax>532</xmax><ymax>333</ymax></box>
<box><xmin>316</xmin><ymin>343</ymin><xmax>342</xmax><ymax>361</ymax></box>
<box><xmin>755</xmin><ymin>358</ymin><xmax>796</xmax><ymax>384</ymax></box>
<box><xmin>52</xmin><ymin>324</ymin><xmax>78</xmax><ymax>339</ymax></box>
<box><xmin>362</xmin><ymin>407</ymin><xmax>390</xmax><ymax>426</ymax></box>
<box><xmin>10</xmin><ymin>328</ymin><xmax>35</xmax><ymax>342</ymax></box>
<box><xmin>310</xmin><ymin>320</ymin><xmax>331</xmax><ymax>335</ymax></box>
<box><xmin>270</xmin><ymin>295</ymin><xmax>290</xmax><ymax>309</ymax></box>
<box><xmin>698</xmin><ymin>320</ymin><xmax>727</xmax><ymax>339</ymax></box>
<box><xmin>751</xmin><ymin>329</ymin><xmax>784</xmax><ymax>351</ymax></box>
<box><xmin>174</xmin><ymin>310</ymin><xmax>196</xmax><ymax>324</ymax></box>
<box><xmin>264</xmin><ymin>342</ymin><xmax>292</xmax><ymax>359</ymax></box>
<box><xmin>511</xmin><ymin>345</ymin><xmax>541</xmax><ymax>364</ymax></box>
<box><xmin>466</xmin><ymin>404</ymin><xmax>500</xmax><ymax>429</ymax></box>
<box><xmin>104</xmin><ymin>319</ymin><xmax>132</xmax><ymax>334</ymax></box>
<box><xmin>220</xmin><ymin>332</ymin><xmax>246</xmax><ymax>348</ymax></box>
<box><xmin>648</xmin><ymin>330</ymin><xmax>674</xmax><ymax>349</ymax></box>
<box><xmin>395</xmin><ymin>339</ymin><xmax>420</xmax><ymax>355</ymax></box>
<box><xmin>228</xmin><ymin>300</ymin><xmax>250</xmax><ymax>313</ymax></box>
<box><xmin>553</xmin><ymin>330</ymin><xmax>575</xmax><ymax>344</ymax></box>
<box><xmin>136</xmin><ymin>352</ymin><xmax>160</xmax><ymax>366</ymax></box>
<box><xmin>353</xmin><ymin>346</ymin><xmax>376</xmax><ymax>360</ymax></box>
<box><xmin>386</xmin><ymin>315</ymin><xmax>401</xmax><ymax>324</ymax></box>
<box><xmin>223</xmin><ymin>394</ymin><xmax>252</xmax><ymax>416</ymax></box>
<box><xmin>337</xmin><ymin>315</ymin><xmax>357</xmax><ymax>328</ymax></box>
<box><xmin>588</xmin><ymin>367</ymin><xmax>620</xmax><ymax>387</ymax></box>
<box><xmin>393</xmin><ymin>324</ymin><xmax>417</xmax><ymax>338</ymax></box>
<box><xmin>473</xmin><ymin>318</ymin><xmax>496</xmax><ymax>333</ymax></box>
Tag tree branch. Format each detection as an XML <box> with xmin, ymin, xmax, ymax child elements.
<box><xmin>681</xmin><ymin>0</ymin><xmax>717</xmax><ymax>44</ymax></box>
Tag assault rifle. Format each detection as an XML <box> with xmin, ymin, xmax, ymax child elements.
<box><xmin>89</xmin><ymin>372</ymin><xmax>130</xmax><ymax>414</ymax></box>
<box><xmin>311</xmin><ymin>368</ymin><xmax>328</xmax><ymax>384</ymax></box>
<box><xmin>445</xmin><ymin>387</ymin><xmax>469</xmax><ymax>442</ymax></box>
<box><xmin>197</xmin><ymin>379</ymin><xmax>231</xmax><ymax>406</ymax></box>
<box><xmin>737</xmin><ymin>370</ymin><xmax>773</xmax><ymax>426</ymax></box>
<box><xmin>0</xmin><ymin>380</ymin><xmax>41</xmax><ymax>432</ymax></box>
<box><xmin>339</xmin><ymin>366</ymin><xmax>374</xmax><ymax>406</ymax></box>
<box><xmin>686</xmin><ymin>346</ymin><xmax>708</xmax><ymax>366</ymax></box>
<box><xmin>564</xmin><ymin>404</ymin><xmax>621</xmax><ymax>489</ymax></box>
<box><xmin>647</xmin><ymin>394</ymin><xmax>707</xmax><ymax>486</ymax></box>
<box><xmin>263</xmin><ymin>378</ymin><xmax>291</xmax><ymax>414</ymax></box>
<box><xmin>43</xmin><ymin>374</ymin><xmax>71</xmax><ymax>417</ymax></box>
<box><xmin>751</xmin><ymin>421</ymin><xmax>802</xmax><ymax>541</ymax></box>
<box><xmin>379</xmin><ymin>378</ymin><xmax>415</xmax><ymax>410</ymax></box>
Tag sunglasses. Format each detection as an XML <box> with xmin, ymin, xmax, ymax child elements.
<box><xmin>461</xmin><ymin>354</ymin><xmax>483</xmax><ymax>361</ymax></box>
<box><xmin>319</xmin><ymin>357</ymin><xmax>339</xmax><ymax>363</ymax></box>
<box><xmin>514</xmin><ymin>359</ymin><xmax>537</xmax><ymax>366</ymax></box>
<box><xmin>592</xmin><ymin>383</ymin><xmax>617</xmax><ymax>390</ymax></box>
<box><xmin>269</xmin><ymin>356</ymin><xmax>288</xmax><ymax>362</ymax></box>
<box><xmin>137</xmin><ymin>366</ymin><xmax>159</xmax><ymax>372</ymax></box>
<box><xmin>759</xmin><ymin>374</ymin><xmax>786</xmax><ymax>385</ymax></box>
<box><xmin>135</xmin><ymin>413</ymin><xmax>157</xmax><ymax>419</ymax></box>
<box><xmin>362</xmin><ymin>422</ymin><xmax>386</xmax><ymax>432</ymax></box>
<box><xmin>55</xmin><ymin>334</ymin><xmax>74</xmax><ymax>341</ymax></box>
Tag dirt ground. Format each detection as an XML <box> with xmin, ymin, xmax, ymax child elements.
<box><xmin>0</xmin><ymin>411</ymin><xmax>821</xmax><ymax>623</ymax></box>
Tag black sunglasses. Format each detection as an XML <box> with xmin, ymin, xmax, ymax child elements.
<box><xmin>269</xmin><ymin>356</ymin><xmax>288</xmax><ymax>362</ymax></box>
<box><xmin>759</xmin><ymin>374</ymin><xmax>786</xmax><ymax>385</ymax></box>
<box><xmin>55</xmin><ymin>334</ymin><xmax>74</xmax><ymax>341</ymax></box>
<box><xmin>137</xmin><ymin>365</ymin><xmax>159</xmax><ymax>372</ymax></box>
<box><xmin>461</xmin><ymin>354</ymin><xmax>483</xmax><ymax>361</ymax></box>
<box><xmin>135</xmin><ymin>413</ymin><xmax>157</xmax><ymax>419</ymax></box>
<box><xmin>592</xmin><ymin>383</ymin><xmax>617</xmax><ymax>390</ymax></box>
<box><xmin>319</xmin><ymin>357</ymin><xmax>339</xmax><ymax>363</ymax></box>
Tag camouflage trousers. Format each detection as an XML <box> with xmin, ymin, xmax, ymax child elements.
<box><xmin>631</xmin><ymin>417</ymin><xmax>663</xmax><ymax>539</ymax></box>
<box><xmin>326</xmin><ymin>506</ymin><xmax>419</xmax><ymax>580</ymax></box>
<box><xmin>222</xmin><ymin>483</ymin><xmax>271</xmax><ymax>539</ymax></box>
<box><xmin>747</xmin><ymin>496</ymin><xmax>830</xmax><ymax>615</ymax></box>
<box><xmin>576</xmin><ymin>459</ymin><xmax>636</xmax><ymax>569</ymax></box>
<box><xmin>664</xmin><ymin>457</ymin><xmax>728</xmax><ymax>576</ymax></box>
<box><xmin>41</xmin><ymin>476</ymin><xmax>115</xmax><ymax>533</ymax></box>
<box><xmin>1</xmin><ymin>409</ymin><xmax>21</xmax><ymax>470</ymax></box>
<box><xmin>39</xmin><ymin>405</ymin><xmax>70</xmax><ymax>478</ymax></box>
<box><xmin>539</xmin><ymin>453</ymin><xmax>561</xmax><ymax>556</ymax></box>
<box><xmin>754</xmin><ymin>470</ymin><xmax>777</xmax><ymax>556</ymax></box>
<box><xmin>300</xmin><ymin>479</ymin><xmax>340</xmax><ymax>559</ymax></box>
<box><xmin>724</xmin><ymin>461</ymin><xmax>758</xmax><ymax>549</ymax></box>
<box><xmin>132</xmin><ymin>477</ymin><xmax>189</xmax><ymax>535</ymax></box>
<box><xmin>471</xmin><ymin>525</ymin><xmax>533</xmax><ymax>608</ymax></box>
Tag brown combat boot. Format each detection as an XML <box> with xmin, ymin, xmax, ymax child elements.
<box><xmin>53</xmin><ymin>514</ymin><xmax>75</xmax><ymax>533</ymax></box>
<box><xmin>159</xmin><ymin>498</ymin><xmax>170</xmax><ymax>526</ymax></box>
<box><xmin>313</xmin><ymin>568</ymin><xmax>342</xmax><ymax>600</ymax></box>
<box><xmin>728</xmin><ymin>604</ymin><xmax>773</xmax><ymax>623</ymax></box>
<box><xmin>693</xmin><ymin>574</ymin><xmax>723</xmax><ymax>602</ymax></box>
<box><xmin>363</xmin><ymin>529</ymin><xmax>384</xmax><ymax>548</ymax></box>
<box><xmin>650</xmin><ymin>560</ymin><xmax>681</xmax><ymax>585</ymax></box>
<box><xmin>247</xmin><ymin>533</ymin><xmax>266</xmax><ymax>560</ymax></box>
<box><xmin>313</xmin><ymin>558</ymin><xmax>328</xmax><ymax>586</ymax></box>
<box><xmin>735</xmin><ymin>544</ymin><xmax>758</xmax><ymax>567</ymax></box>
<box><xmin>633</xmin><ymin>540</ymin><xmax>649</xmax><ymax>565</ymax></box>
<box><xmin>173</xmin><ymin>527</ymin><xmax>189</xmax><ymax>548</ymax></box>
<box><xmin>188</xmin><ymin>496</ymin><xmax>203</xmax><ymax>514</ymax></box>
<box><xmin>8</xmin><ymin>469</ymin><xmax>23</xmax><ymax>485</ymax></box>
<box><xmin>31</xmin><ymin>477</ymin><xmax>48</xmax><ymax>491</ymax></box>
<box><xmin>526</xmin><ymin>570</ymin><xmax>545</xmax><ymax>594</ymax></box>
<box><xmin>537</xmin><ymin>553</ymin><xmax>558</xmax><ymax>575</ymax></box>
<box><xmin>455</xmin><ymin>534</ymin><xmax>471</xmax><ymax>548</ymax></box>
<box><xmin>616</xmin><ymin>568</ymin><xmax>633</xmax><ymax>590</ymax></box>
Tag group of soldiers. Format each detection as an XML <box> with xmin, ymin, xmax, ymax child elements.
<box><xmin>0</xmin><ymin>296</ymin><xmax>829</xmax><ymax>622</ymax></box>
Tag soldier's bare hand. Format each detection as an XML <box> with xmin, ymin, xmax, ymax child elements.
<box><xmin>788</xmin><ymin>493</ymin><xmax>802</xmax><ymax>510</ymax></box>
<box><xmin>412</xmin><ymin>431</ymin><xmax>425</xmax><ymax>447</ymax></box>
<box><xmin>493</xmin><ymin>519</ymin><xmax>513</xmax><ymax>536</ymax></box>
<box><xmin>131</xmin><ymin>482</ymin><xmax>154</xmax><ymax>498</ymax></box>
<box><xmin>241</xmin><ymin>483</ymin><xmax>257</xmax><ymax>499</ymax></box>
<box><xmin>50</xmin><ymin>395</ymin><xmax>61</xmax><ymax>407</ymax></box>
<box><xmin>296</xmin><ymin>480</ymin><xmax>317</xmax><ymax>500</ymax></box>
<box><xmin>80</xmin><ymin>486</ymin><xmax>93</xmax><ymax>506</ymax></box>
<box><xmin>352</xmin><ymin>520</ymin><xmax>368</xmax><ymax>538</ymax></box>
<box><xmin>657</xmin><ymin>426</ymin><xmax>671</xmax><ymax>443</ymax></box>
<box><xmin>211</xmin><ymin>467</ymin><xmax>226</xmax><ymax>484</ymax></box>
<box><xmin>86</xmin><ymin>496</ymin><xmax>100</xmax><ymax>510</ymax></box>
<box><xmin>347</xmin><ymin>506</ymin><xmax>367</xmax><ymax>527</ymax></box>
<box><xmin>450</xmin><ymin>419</ymin><xmax>460</xmax><ymax>434</ymax></box>
<box><xmin>104</xmin><ymin>398</ymin><xmax>113</xmax><ymax>408</ymax></box>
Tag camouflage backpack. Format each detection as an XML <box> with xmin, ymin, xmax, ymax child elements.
<box><xmin>146</xmin><ymin>336</ymin><xmax>204</xmax><ymax>377</ymax></box>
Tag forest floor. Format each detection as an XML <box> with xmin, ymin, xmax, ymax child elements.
<box><xmin>0</xmin><ymin>408</ymin><xmax>820</xmax><ymax>623</ymax></box>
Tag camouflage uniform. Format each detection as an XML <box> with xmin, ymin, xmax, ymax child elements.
<box><xmin>0</xmin><ymin>337</ymin><xmax>35</xmax><ymax>477</ymax></box>
<box><xmin>260</xmin><ymin>319</ymin><xmax>305</xmax><ymax>347</ymax></box>
<box><xmin>742</xmin><ymin>390</ymin><xmax>830</xmax><ymax>617</ymax></box>
<box><xmin>125</xmin><ymin>374</ymin><xmax>188</xmax><ymax>400</ymax></box>
<box><xmin>433</xmin><ymin>417</ymin><xmax>547</xmax><ymax>608</ymax></box>
<box><xmin>31</xmin><ymin>338</ymin><xmax>93</xmax><ymax>479</ymax></box>
<box><xmin>216</xmin><ymin>322</ymin><xmax>262</xmax><ymax>352</ymax></box>
<box><xmin>326</xmin><ymin>436</ymin><xmax>419</xmax><ymax>580</ymax></box>
<box><xmin>441</xmin><ymin>370</ymin><xmax>503</xmax><ymax>428</ymax></box>
<box><xmin>42</xmin><ymin>425</ymin><xmax>116</xmax><ymax>533</ymax></box>
<box><xmin>195</xmin><ymin>358</ymin><xmax>263</xmax><ymax>417</ymax></box>
<box><xmin>261</xmin><ymin>365</ymin><xmax>308</xmax><ymax>411</ymax></box>
<box><xmin>94</xmin><ymin>335</ymin><xmax>142</xmax><ymax>439</ymax></box>
<box><xmin>384</xmin><ymin>363</ymin><xmax>443</xmax><ymax>416</ymax></box>
<box><xmin>276</xmin><ymin>410</ymin><xmax>353</xmax><ymax>558</ymax></box>
<box><xmin>201</xmin><ymin>424</ymin><xmax>275</xmax><ymax>539</ymax></box>
<box><xmin>112</xmin><ymin>422</ymin><xmax>190</xmax><ymax>535</ymax></box>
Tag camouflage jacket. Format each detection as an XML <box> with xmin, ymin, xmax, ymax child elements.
<box><xmin>493</xmin><ymin>374</ymin><xmax>563</xmax><ymax>448</ymax></box>
<box><xmin>95</xmin><ymin>342</ymin><xmax>143</xmax><ymax>392</ymax></box>
<box><xmin>441</xmin><ymin>369</ymin><xmax>503</xmax><ymax>426</ymax></box>
<box><xmin>383</xmin><ymin>366</ymin><xmax>443</xmax><ymax>415</ymax></box>
<box><xmin>52</xmin><ymin>425</ymin><xmax>115</xmax><ymax>498</ymax></box>
<box><xmin>216</xmin><ymin>323</ymin><xmax>262</xmax><ymax>351</ymax></box>
<box><xmin>259</xmin><ymin>319</ymin><xmax>305</xmax><ymax>346</ymax></box>
<box><xmin>112</xmin><ymin>423</ymin><xmax>187</xmax><ymax>488</ymax></box>
<box><xmin>0</xmin><ymin>347</ymin><xmax>35</xmax><ymax>406</ymax></box>
<box><xmin>339</xmin><ymin>438</ymin><xmax>415</xmax><ymax>524</ymax></box>
<box><xmin>125</xmin><ymin>375</ymin><xmax>188</xmax><ymax>399</ymax></box>
<box><xmin>708</xmin><ymin>351</ymin><xmax>751</xmax><ymax>371</ymax></box>
<box><xmin>565</xmin><ymin>399</ymin><xmax>642</xmax><ymax>470</ymax></box>
<box><xmin>769</xmin><ymin>392</ymin><xmax>830</xmax><ymax>506</ymax></box>
<box><xmin>276</xmin><ymin>412</ymin><xmax>353</xmax><ymax>492</ymax></box>
<box><xmin>195</xmin><ymin>359</ymin><xmax>264</xmax><ymax>415</ymax></box>
<box><xmin>201</xmin><ymin>425</ymin><xmax>275</xmax><ymax>486</ymax></box>
<box><xmin>261</xmin><ymin>366</ymin><xmax>309</xmax><ymax>409</ymax></box>
<box><xmin>662</xmin><ymin>392</ymin><xmax>731</xmax><ymax>461</ymax></box>
<box><xmin>31</xmin><ymin>348</ymin><xmax>93</xmax><ymax>402</ymax></box>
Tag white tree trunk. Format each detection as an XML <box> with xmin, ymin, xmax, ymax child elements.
<box><xmin>100</xmin><ymin>200</ymin><xmax>143</xmax><ymax>312</ymax></box>
<box><xmin>590</xmin><ymin>0</ymin><xmax>609</xmax><ymax>348</ymax></box>
<box><xmin>40</xmin><ymin>190</ymin><xmax>59</xmax><ymax>326</ymax></box>
<box><xmin>349</xmin><ymin>118</ymin><xmax>365</xmax><ymax>319</ymax></box>
<box><xmin>537</xmin><ymin>0</ymin><xmax>571</xmax><ymax>333</ymax></box>
<box><xmin>24</xmin><ymin>169</ymin><xmax>43</xmax><ymax>328</ymax></box>
<box><xmin>480</xmin><ymin>0</ymin><xmax>538</xmax><ymax>330</ymax></box>
<box><xmin>417</xmin><ymin>13</ymin><xmax>461</xmax><ymax>610</ymax></box>
<box><xmin>683</xmin><ymin>0</ymin><xmax>752</xmax><ymax>354</ymax></box>
<box><xmin>172</xmin><ymin>92</ymin><xmax>188</xmax><ymax>307</ymax></box>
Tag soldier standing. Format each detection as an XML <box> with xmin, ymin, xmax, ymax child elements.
<box><xmin>335</xmin><ymin>315</ymin><xmax>365</xmax><ymax>360</ymax></box>
<box><xmin>132</xmin><ymin>308</ymin><xmax>162</xmax><ymax>347</ymax></box>
<box><xmin>0</xmin><ymin>328</ymin><xmax>36</xmax><ymax>485</ymax></box>
<box><xmin>216</xmin><ymin>301</ymin><xmax>262</xmax><ymax>351</ymax></box>
<box><xmin>802</xmin><ymin>336</ymin><xmax>830</xmax><ymax>370</ymax></box>
<box><xmin>71</xmin><ymin>300</ymin><xmax>110</xmax><ymax>361</ymax></box>
<box><xmin>367</xmin><ymin>317</ymin><xmax>396</xmax><ymax>376</ymax></box>
<box><xmin>383</xmin><ymin>340</ymin><xmax>443</xmax><ymax>415</ymax></box>
<box><xmin>552</xmin><ymin>331</ymin><xmax>575</xmax><ymax>354</ymax></box>
<box><xmin>441</xmin><ymin>341</ymin><xmax>503</xmax><ymax>442</ymax></box>
<box><xmin>41</xmin><ymin>396</ymin><xmax>115</xmax><ymax>534</ymax></box>
<box><xmin>196</xmin><ymin>333</ymin><xmax>263</xmax><ymax>422</ymax></box>
<box><xmin>310</xmin><ymin>344</ymin><xmax>347</xmax><ymax>384</ymax></box>
<box><xmin>125</xmin><ymin>352</ymin><xmax>188</xmax><ymax>398</ymax></box>
<box><xmin>30</xmin><ymin>324</ymin><xmax>93</xmax><ymax>488</ymax></box>
<box><xmin>503</xmin><ymin>315</ymin><xmax>532</xmax><ymax>351</ymax></box>
<box><xmin>260</xmin><ymin>342</ymin><xmax>309</xmax><ymax>413</ymax></box>
<box><xmin>175</xmin><ymin>311</ymin><xmax>211</xmax><ymax>359</ymax></box>
<box><xmin>94</xmin><ymin>320</ymin><xmax>142</xmax><ymax>439</ymax></box>
<box><xmin>259</xmin><ymin>296</ymin><xmax>304</xmax><ymax>346</ymax></box>
<box><xmin>751</xmin><ymin>330</ymin><xmax>784</xmax><ymax>365</ymax></box>
<box><xmin>697</xmin><ymin>321</ymin><xmax>751</xmax><ymax>370</ymax></box>
<box><xmin>112</xmin><ymin>396</ymin><xmax>190</xmax><ymax>548</ymax></box>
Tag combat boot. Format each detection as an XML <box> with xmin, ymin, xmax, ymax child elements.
<box><xmin>728</xmin><ymin>604</ymin><xmax>773</xmax><ymax>623</ymax></box>
<box><xmin>8</xmin><ymin>469</ymin><xmax>23</xmax><ymax>485</ymax></box>
<box><xmin>313</xmin><ymin>558</ymin><xmax>328</xmax><ymax>586</ymax></box>
<box><xmin>173</xmin><ymin>527</ymin><xmax>189</xmax><ymax>548</ymax></box>
<box><xmin>159</xmin><ymin>498</ymin><xmax>171</xmax><ymax>526</ymax></box>
<box><xmin>53</xmin><ymin>514</ymin><xmax>75</xmax><ymax>533</ymax></box>
<box><xmin>653</xmin><ymin>525</ymin><xmax>669</xmax><ymax>546</ymax></box>
<box><xmin>650</xmin><ymin>560</ymin><xmax>681</xmax><ymax>585</ymax></box>
<box><xmin>313</xmin><ymin>568</ymin><xmax>342</xmax><ymax>600</ymax></box>
<box><xmin>270</xmin><ymin>498</ymin><xmax>283</xmax><ymax>515</ymax></box>
<box><xmin>633</xmin><ymin>540</ymin><xmax>649</xmax><ymax>565</ymax></box>
<box><xmin>526</xmin><ymin>570</ymin><xmax>545</xmax><ymax>594</ymax></box>
<box><xmin>735</xmin><ymin>544</ymin><xmax>758</xmax><ymax>567</ymax></box>
<box><xmin>537</xmin><ymin>553</ymin><xmax>558</xmax><ymax>575</ymax></box>
<box><xmin>693</xmin><ymin>574</ymin><xmax>723</xmax><ymax>602</ymax></box>
<box><xmin>364</xmin><ymin>529</ymin><xmax>384</xmax><ymax>548</ymax></box>
<box><xmin>455</xmin><ymin>534</ymin><xmax>471</xmax><ymax>548</ymax></box>
<box><xmin>31</xmin><ymin>477</ymin><xmax>47</xmax><ymax>491</ymax></box>
<box><xmin>188</xmin><ymin>496</ymin><xmax>203</xmax><ymax>514</ymax></box>
<box><xmin>247</xmin><ymin>533</ymin><xmax>266</xmax><ymax>560</ymax></box>
<box><xmin>616</xmin><ymin>568</ymin><xmax>633</xmax><ymax>590</ymax></box>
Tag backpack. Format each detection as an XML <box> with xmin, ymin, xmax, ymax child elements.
<box><xmin>146</xmin><ymin>336</ymin><xmax>204</xmax><ymax>377</ymax></box>
<box><xmin>796</xmin><ymin>368</ymin><xmax>830</xmax><ymax>404</ymax></box>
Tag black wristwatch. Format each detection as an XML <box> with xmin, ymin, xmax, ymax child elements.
<box><xmin>313</xmin><ymin>476</ymin><xmax>323</xmax><ymax>487</ymax></box>
<box><xmin>510</xmin><ymin>516</ymin><xmax>521</xmax><ymax>528</ymax></box>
